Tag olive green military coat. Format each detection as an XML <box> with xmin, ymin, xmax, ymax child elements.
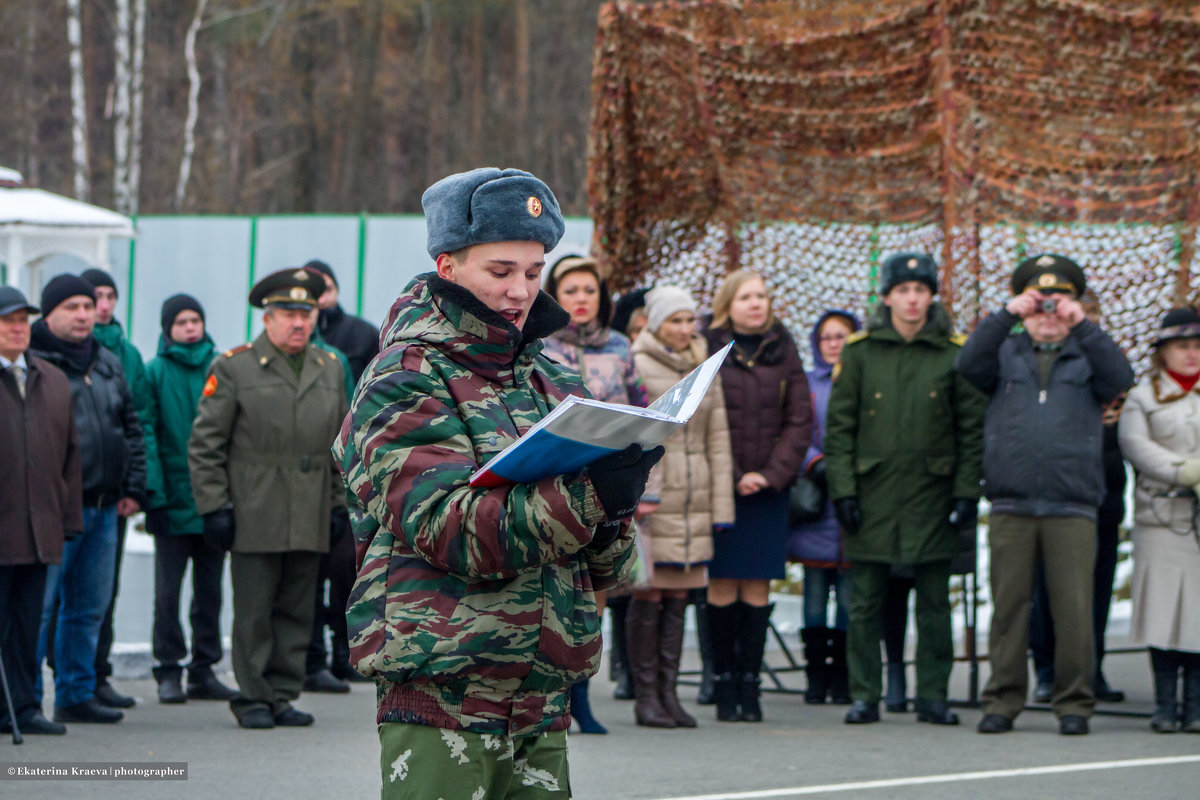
<box><xmin>824</xmin><ymin>304</ymin><xmax>984</xmax><ymax>565</ymax></box>
<box><xmin>188</xmin><ymin>332</ymin><xmax>348</xmax><ymax>554</ymax></box>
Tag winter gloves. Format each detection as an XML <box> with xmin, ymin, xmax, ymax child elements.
<box><xmin>587</xmin><ymin>444</ymin><xmax>666</xmax><ymax>522</ymax></box>
<box><xmin>833</xmin><ymin>497</ymin><xmax>862</xmax><ymax>535</ymax></box>
<box><xmin>203</xmin><ymin>508</ymin><xmax>236</xmax><ymax>551</ymax></box>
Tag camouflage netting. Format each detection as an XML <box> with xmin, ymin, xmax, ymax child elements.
<box><xmin>587</xmin><ymin>0</ymin><xmax>1200</xmax><ymax>369</ymax></box>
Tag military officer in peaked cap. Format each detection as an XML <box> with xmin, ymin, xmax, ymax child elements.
<box><xmin>188</xmin><ymin>267</ymin><xmax>349</xmax><ymax>729</ymax></box>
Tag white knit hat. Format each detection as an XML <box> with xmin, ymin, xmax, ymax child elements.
<box><xmin>645</xmin><ymin>285</ymin><xmax>697</xmax><ymax>333</ymax></box>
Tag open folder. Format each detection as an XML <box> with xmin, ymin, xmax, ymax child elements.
<box><xmin>470</xmin><ymin>342</ymin><xmax>733</xmax><ymax>488</ymax></box>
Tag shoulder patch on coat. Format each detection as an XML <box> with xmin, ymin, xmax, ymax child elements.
<box><xmin>222</xmin><ymin>343</ymin><xmax>253</xmax><ymax>358</ymax></box>
<box><xmin>202</xmin><ymin>374</ymin><xmax>218</xmax><ymax>397</ymax></box>
<box><xmin>949</xmin><ymin>333</ymin><xmax>968</xmax><ymax>346</ymax></box>
<box><xmin>845</xmin><ymin>330</ymin><xmax>869</xmax><ymax>346</ymax></box>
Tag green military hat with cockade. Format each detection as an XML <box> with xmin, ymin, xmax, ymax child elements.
<box><xmin>248</xmin><ymin>267</ymin><xmax>326</xmax><ymax>310</ymax></box>
<box><xmin>1010</xmin><ymin>254</ymin><xmax>1086</xmax><ymax>297</ymax></box>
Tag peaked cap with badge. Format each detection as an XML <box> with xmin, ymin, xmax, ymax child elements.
<box><xmin>249</xmin><ymin>267</ymin><xmax>326</xmax><ymax>310</ymax></box>
<box><xmin>880</xmin><ymin>252</ymin><xmax>938</xmax><ymax>296</ymax></box>
<box><xmin>1010</xmin><ymin>253</ymin><xmax>1086</xmax><ymax>297</ymax></box>
<box><xmin>421</xmin><ymin>167</ymin><xmax>566</xmax><ymax>258</ymax></box>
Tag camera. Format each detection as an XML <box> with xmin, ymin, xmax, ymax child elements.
<box><xmin>1040</xmin><ymin>297</ymin><xmax>1058</xmax><ymax>314</ymax></box>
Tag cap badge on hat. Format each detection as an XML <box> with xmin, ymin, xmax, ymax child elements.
<box><xmin>527</xmin><ymin>196</ymin><xmax>543</xmax><ymax>218</ymax></box>
<box><xmin>290</xmin><ymin>287</ymin><xmax>308</xmax><ymax>301</ymax></box>
<box><xmin>292</xmin><ymin>269</ymin><xmax>309</xmax><ymax>281</ymax></box>
<box><xmin>1036</xmin><ymin>255</ymin><xmax>1055</xmax><ymax>267</ymax></box>
<box><xmin>1038</xmin><ymin>273</ymin><xmax>1059</xmax><ymax>288</ymax></box>
<box><xmin>907</xmin><ymin>258</ymin><xmax>918</xmax><ymax>269</ymax></box>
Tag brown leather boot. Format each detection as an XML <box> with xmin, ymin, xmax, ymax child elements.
<box><xmin>657</xmin><ymin>596</ymin><xmax>697</xmax><ymax>728</ymax></box>
<box><xmin>627</xmin><ymin>598</ymin><xmax>675</xmax><ymax>728</ymax></box>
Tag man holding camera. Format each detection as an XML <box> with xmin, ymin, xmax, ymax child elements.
<box><xmin>956</xmin><ymin>254</ymin><xmax>1133</xmax><ymax>736</ymax></box>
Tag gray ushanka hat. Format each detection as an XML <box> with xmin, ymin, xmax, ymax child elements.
<box><xmin>421</xmin><ymin>168</ymin><xmax>566</xmax><ymax>259</ymax></box>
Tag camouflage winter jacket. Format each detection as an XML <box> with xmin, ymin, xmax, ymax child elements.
<box><xmin>333</xmin><ymin>273</ymin><xmax>637</xmax><ymax>737</ymax></box>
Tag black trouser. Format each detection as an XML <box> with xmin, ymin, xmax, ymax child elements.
<box><xmin>152</xmin><ymin>533</ymin><xmax>226</xmax><ymax>682</ymax></box>
<box><xmin>882</xmin><ymin>574</ymin><xmax>915</xmax><ymax>665</ymax></box>
<box><xmin>305</xmin><ymin>530</ymin><xmax>355</xmax><ymax>675</ymax></box>
<box><xmin>0</xmin><ymin>563</ymin><xmax>48</xmax><ymax>725</ymax></box>
<box><xmin>1029</xmin><ymin>518</ymin><xmax>1119</xmax><ymax>685</ymax></box>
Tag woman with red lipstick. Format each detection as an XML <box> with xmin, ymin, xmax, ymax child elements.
<box><xmin>1119</xmin><ymin>307</ymin><xmax>1200</xmax><ymax>734</ymax></box>
<box><xmin>543</xmin><ymin>255</ymin><xmax>648</xmax><ymax>734</ymax></box>
<box><xmin>702</xmin><ymin>270</ymin><xmax>812</xmax><ymax>722</ymax></box>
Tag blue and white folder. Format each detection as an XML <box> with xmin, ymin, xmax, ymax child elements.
<box><xmin>470</xmin><ymin>342</ymin><xmax>733</xmax><ymax>488</ymax></box>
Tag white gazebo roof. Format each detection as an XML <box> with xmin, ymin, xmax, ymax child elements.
<box><xmin>0</xmin><ymin>168</ymin><xmax>135</xmax><ymax>293</ymax></box>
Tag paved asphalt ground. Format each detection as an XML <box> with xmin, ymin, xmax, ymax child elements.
<box><xmin>3</xmin><ymin>635</ymin><xmax>1198</xmax><ymax>799</ymax></box>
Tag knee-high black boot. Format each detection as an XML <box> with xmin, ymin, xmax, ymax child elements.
<box><xmin>827</xmin><ymin>628</ymin><xmax>852</xmax><ymax>705</ymax></box>
<box><xmin>608</xmin><ymin>596</ymin><xmax>634</xmax><ymax>700</ymax></box>
<box><xmin>691</xmin><ymin>589</ymin><xmax>716</xmax><ymax>704</ymax></box>
<box><xmin>1182</xmin><ymin>651</ymin><xmax>1200</xmax><ymax>733</ymax></box>
<box><xmin>1150</xmin><ymin>648</ymin><xmax>1181</xmax><ymax>733</ymax></box>
<box><xmin>736</xmin><ymin>603</ymin><xmax>773</xmax><ymax>723</ymax></box>
<box><xmin>707</xmin><ymin>602</ymin><xmax>740</xmax><ymax>722</ymax></box>
<box><xmin>801</xmin><ymin>628</ymin><xmax>829</xmax><ymax>705</ymax></box>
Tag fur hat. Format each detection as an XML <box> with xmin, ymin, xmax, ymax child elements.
<box><xmin>880</xmin><ymin>252</ymin><xmax>938</xmax><ymax>296</ymax></box>
<box><xmin>422</xmin><ymin>167</ymin><xmax>565</xmax><ymax>259</ymax></box>
<box><xmin>645</xmin><ymin>285</ymin><xmax>697</xmax><ymax>333</ymax></box>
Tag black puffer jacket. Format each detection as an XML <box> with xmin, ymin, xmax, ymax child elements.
<box><xmin>955</xmin><ymin>309</ymin><xmax>1133</xmax><ymax>519</ymax></box>
<box><xmin>30</xmin><ymin>322</ymin><xmax>147</xmax><ymax>508</ymax></box>
<box><xmin>318</xmin><ymin>304</ymin><xmax>379</xmax><ymax>383</ymax></box>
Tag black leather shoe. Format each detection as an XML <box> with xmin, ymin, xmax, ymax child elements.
<box><xmin>54</xmin><ymin>698</ymin><xmax>124</xmax><ymax>724</ymax></box>
<box><xmin>95</xmin><ymin>681</ymin><xmax>136</xmax><ymax>708</ymax></box>
<box><xmin>1033</xmin><ymin>681</ymin><xmax>1053</xmax><ymax>704</ymax></box>
<box><xmin>158</xmin><ymin>676</ymin><xmax>187</xmax><ymax>704</ymax></box>
<box><xmin>303</xmin><ymin>668</ymin><xmax>350</xmax><ymax>694</ymax></box>
<box><xmin>1094</xmin><ymin>675</ymin><xmax>1125</xmax><ymax>703</ymax></box>
<box><xmin>916</xmin><ymin>700</ymin><xmax>960</xmax><ymax>726</ymax></box>
<box><xmin>844</xmin><ymin>700</ymin><xmax>880</xmax><ymax>724</ymax></box>
<box><xmin>1059</xmin><ymin>715</ymin><xmax>1089</xmax><ymax>735</ymax></box>
<box><xmin>1</xmin><ymin>711</ymin><xmax>67</xmax><ymax>735</ymax></box>
<box><xmin>236</xmin><ymin>707</ymin><xmax>275</xmax><ymax>729</ymax></box>
<box><xmin>274</xmin><ymin>706</ymin><xmax>315</xmax><ymax>727</ymax></box>
<box><xmin>187</xmin><ymin>673</ymin><xmax>239</xmax><ymax>701</ymax></box>
<box><xmin>976</xmin><ymin>713</ymin><xmax>1013</xmax><ymax>733</ymax></box>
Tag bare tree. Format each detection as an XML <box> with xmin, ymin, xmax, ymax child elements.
<box><xmin>175</xmin><ymin>0</ymin><xmax>209</xmax><ymax>211</ymax></box>
<box><xmin>67</xmin><ymin>0</ymin><xmax>91</xmax><ymax>200</ymax></box>
<box><xmin>129</xmin><ymin>0</ymin><xmax>147</xmax><ymax>214</ymax></box>
<box><xmin>113</xmin><ymin>0</ymin><xmax>132</xmax><ymax>214</ymax></box>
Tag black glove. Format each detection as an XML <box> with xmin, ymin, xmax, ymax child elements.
<box><xmin>833</xmin><ymin>497</ymin><xmax>862</xmax><ymax>535</ymax></box>
<box><xmin>202</xmin><ymin>509</ymin><xmax>236</xmax><ymax>552</ymax></box>
<box><xmin>590</xmin><ymin>521</ymin><xmax>624</xmax><ymax>550</ymax></box>
<box><xmin>587</xmin><ymin>444</ymin><xmax>666</xmax><ymax>521</ymax></box>
<box><xmin>807</xmin><ymin>457</ymin><xmax>827</xmax><ymax>490</ymax></box>
<box><xmin>144</xmin><ymin>507</ymin><xmax>171</xmax><ymax>536</ymax></box>
<box><xmin>949</xmin><ymin>498</ymin><xmax>978</xmax><ymax>531</ymax></box>
<box><xmin>330</xmin><ymin>506</ymin><xmax>350</xmax><ymax>546</ymax></box>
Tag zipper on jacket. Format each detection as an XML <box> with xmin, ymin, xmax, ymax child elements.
<box><xmin>1038</xmin><ymin>389</ymin><xmax>1047</xmax><ymax>405</ymax></box>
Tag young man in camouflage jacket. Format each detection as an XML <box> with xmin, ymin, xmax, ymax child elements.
<box><xmin>334</xmin><ymin>168</ymin><xmax>661</xmax><ymax>799</ymax></box>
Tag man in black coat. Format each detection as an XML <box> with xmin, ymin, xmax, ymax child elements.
<box><xmin>305</xmin><ymin>260</ymin><xmax>379</xmax><ymax>384</ymax></box>
<box><xmin>956</xmin><ymin>255</ymin><xmax>1134</xmax><ymax>737</ymax></box>
<box><xmin>28</xmin><ymin>274</ymin><xmax>147</xmax><ymax>725</ymax></box>
<box><xmin>0</xmin><ymin>288</ymin><xmax>81</xmax><ymax>736</ymax></box>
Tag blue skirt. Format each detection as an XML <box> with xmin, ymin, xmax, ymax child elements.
<box><xmin>708</xmin><ymin>488</ymin><xmax>789</xmax><ymax>580</ymax></box>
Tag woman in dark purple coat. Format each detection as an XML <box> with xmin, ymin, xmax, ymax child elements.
<box><xmin>703</xmin><ymin>270</ymin><xmax>812</xmax><ymax>722</ymax></box>
<box><xmin>787</xmin><ymin>309</ymin><xmax>860</xmax><ymax>705</ymax></box>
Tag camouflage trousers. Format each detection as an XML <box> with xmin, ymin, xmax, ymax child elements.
<box><xmin>379</xmin><ymin>723</ymin><xmax>570</xmax><ymax>800</ymax></box>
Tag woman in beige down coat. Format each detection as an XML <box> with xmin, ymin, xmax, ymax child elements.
<box><xmin>627</xmin><ymin>286</ymin><xmax>735</xmax><ymax>729</ymax></box>
<box><xmin>1118</xmin><ymin>307</ymin><xmax>1200</xmax><ymax>734</ymax></box>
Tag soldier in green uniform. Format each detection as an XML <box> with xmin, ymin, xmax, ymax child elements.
<box><xmin>188</xmin><ymin>268</ymin><xmax>348</xmax><ymax>729</ymax></box>
<box><xmin>824</xmin><ymin>252</ymin><xmax>985</xmax><ymax>726</ymax></box>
